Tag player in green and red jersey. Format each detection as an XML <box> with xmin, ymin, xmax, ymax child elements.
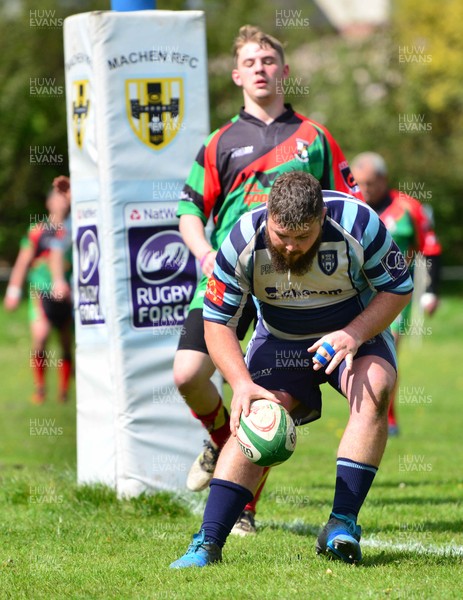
<box><xmin>174</xmin><ymin>24</ymin><xmax>363</xmax><ymax>534</ymax></box>
<box><xmin>4</xmin><ymin>178</ymin><xmax>73</xmax><ymax>405</ymax></box>
<box><xmin>351</xmin><ymin>152</ymin><xmax>441</xmax><ymax>435</ymax></box>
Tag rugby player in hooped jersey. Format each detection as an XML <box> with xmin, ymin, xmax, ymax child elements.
<box><xmin>170</xmin><ymin>171</ymin><xmax>413</xmax><ymax>568</ymax></box>
<box><xmin>174</xmin><ymin>24</ymin><xmax>362</xmax><ymax>534</ymax></box>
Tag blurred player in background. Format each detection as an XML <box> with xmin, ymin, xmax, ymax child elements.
<box><xmin>49</xmin><ymin>176</ymin><xmax>73</xmax><ymax>303</ymax></box>
<box><xmin>174</xmin><ymin>24</ymin><xmax>363</xmax><ymax>534</ymax></box>
<box><xmin>170</xmin><ymin>172</ymin><xmax>413</xmax><ymax>568</ymax></box>
<box><xmin>4</xmin><ymin>176</ymin><xmax>73</xmax><ymax>404</ymax></box>
<box><xmin>351</xmin><ymin>152</ymin><xmax>441</xmax><ymax>435</ymax></box>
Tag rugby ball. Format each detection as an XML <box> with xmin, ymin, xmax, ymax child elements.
<box><xmin>237</xmin><ymin>400</ymin><xmax>297</xmax><ymax>467</ymax></box>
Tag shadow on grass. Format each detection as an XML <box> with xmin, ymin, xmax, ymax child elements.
<box><xmin>72</xmin><ymin>485</ymin><xmax>189</xmax><ymax>518</ymax></box>
<box><xmin>260</xmin><ymin>518</ymin><xmax>320</xmax><ymax>537</ymax></box>
<box><xmin>259</xmin><ymin>520</ymin><xmax>463</xmax><ymax>567</ymax></box>
<box><xmin>73</xmin><ymin>483</ymin><xmax>119</xmax><ymax>506</ymax></box>
<box><xmin>368</xmin><ymin>520</ymin><xmax>463</xmax><ymax>534</ymax></box>
<box><xmin>360</xmin><ymin>541</ymin><xmax>463</xmax><ymax>566</ymax></box>
<box><xmin>262</xmin><ymin>516</ymin><xmax>463</xmax><ymax>537</ymax></box>
<box><xmin>268</xmin><ymin>478</ymin><xmax>463</xmax><ymax>493</ymax></box>
<box><xmin>372</xmin><ymin>479</ymin><xmax>463</xmax><ymax>489</ymax></box>
<box><xmin>368</xmin><ymin>496</ymin><xmax>461</xmax><ymax>507</ymax></box>
<box><xmin>358</xmin><ymin>550</ymin><xmax>461</xmax><ymax>567</ymax></box>
<box><xmin>129</xmin><ymin>491</ymin><xmax>188</xmax><ymax>518</ymax></box>
<box><xmin>0</xmin><ymin>472</ymin><xmax>191</xmax><ymax>520</ymax></box>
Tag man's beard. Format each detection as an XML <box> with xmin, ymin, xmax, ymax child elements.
<box><xmin>265</xmin><ymin>229</ymin><xmax>323</xmax><ymax>276</ymax></box>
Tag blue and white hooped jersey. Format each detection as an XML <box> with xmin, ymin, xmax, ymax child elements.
<box><xmin>203</xmin><ymin>190</ymin><xmax>414</xmax><ymax>340</ymax></box>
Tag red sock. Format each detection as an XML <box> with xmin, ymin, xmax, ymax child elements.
<box><xmin>244</xmin><ymin>467</ymin><xmax>271</xmax><ymax>513</ymax></box>
<box><xmin>59</xmin><ymin>357</ymin><xmax>72</xmax><ymax>395</ymax></box>
<box><xmin>388</xmin><ymin>388</ymin><xmax>398</xmax><ymax>426</ymax></box>
<box><xmin>191</xmin><ymin>399</ymin><xmax>230</xmax><ymax>449</ymax></box>
<box><xmin>388</xmin><ymin>377</ymin><xmax>398</xmax><ymax>426</ymax></box>
<box><xmin>31</xmin><ymin>351</ymin><xmax>46</xmax><ymax>390</ymax></box>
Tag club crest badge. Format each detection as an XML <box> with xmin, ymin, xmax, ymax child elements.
<box><xmin>340</xmin><ymin>162</ymin><xmax>361</xmax><ymax>194</ymax></box>
<box><xmin>72</xmin><ymin>80</ymin><xmax>90</xmax><ymax>150</ymax></box>
<box><xmin>295</xmin><ymin>138</ymin><xmax>310</xmax><ymax>163</ymax></box>
<box><xmin>318</xmin><ymin>250</ymin><xmax>338</xmax><ymax>275</ymax></box>
<box><xmin>205</xmin><ymin>276</ymin><xmax>226</xmax><ymax>306</ymax></box>
<box><xmin>126</xmin><ymin>78</ymin><xmax>183</xmax><ymax>150</ymax></box>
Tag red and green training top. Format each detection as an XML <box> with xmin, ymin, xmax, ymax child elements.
<box><xmin>177</xmin><ymin>105</ymin><xmax>363</xmax><ymax>309</ymax></box>
<box><xmin>378</xmin><ymin>190</ymin><xmax>441</xmax><ymax>260</ymax></box>
<box><xmin>21</xmin><ymin>224</ymin><xmax>59</xmax><ymax>291</ymax></box>
<box><xmin>178</xmin><ymin>105</ymin><xmax>362</xmax><ymax>249</ymax></box>
<box><xmin>376</xmin><ymin>190</ymin><xmax>441</xmax><ymax>304</ymax></box>
<box><xmin>21</xmin><ymin>219</ymin><xmax>73</xmax><ymax>292</ymax></box>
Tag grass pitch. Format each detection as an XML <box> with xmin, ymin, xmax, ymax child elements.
<box><xmin>0</xmin><ymin>297</ymin><xmax>462</xmax><ymax>598</ymax></box>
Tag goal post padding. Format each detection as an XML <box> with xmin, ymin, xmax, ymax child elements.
<box><xmin>64</xmin><ymin>10</ymin><xmax>211</xmax><ymax>497</ymax></box>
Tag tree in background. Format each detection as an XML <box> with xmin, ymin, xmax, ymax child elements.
<box><xmin>0</xmin><ymin>0</ymin><xmax>101</xmax><ymax>266</ymax></box>
<box><xmin>271</xmin><ymin>0</ymin><xmax>463</xmax><ymax>263</ymax></box>
<box><xmin>0</xmin><ymin>0</ymin><xmax>461</xmax><ymax>265</ymax></box>
<box><xmin>391</xmin><ymin>0</ymin><xmax>463</xmax><ymax>264</ymax></box>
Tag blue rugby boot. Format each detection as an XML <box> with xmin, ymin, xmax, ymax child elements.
<box><xmin>316</xmin><ymin>513</ymin><xmax>362</xmax><ymax>564</ymax></box>
<box><xmin>170</xmin><ymin>529</ymin><xmax>222</xmax><ymax>569</ymax></box>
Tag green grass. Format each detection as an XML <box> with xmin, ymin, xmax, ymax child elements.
<box><xmin>0</xmin><ymin>298</ymin><xmax>462</xmax><ymax>598</ymax></box>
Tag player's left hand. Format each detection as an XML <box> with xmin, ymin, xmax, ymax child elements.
<box><xmin>307</xmin><ymin>330</ymin><xmax>360</xmax><ymax>375</ymax></box>
<box><xmin>420</xmin><ymin>292</ymin><xmax>439</xmax><ymax>316</ymax></box>
<box><xmin>52</xmin><ymin>279</ymin><xmax>71</xmax><ymax>301</ymax></box>
<box><xmin>201</xmin><ymin>250</ymin><xmax>217</xmax><ymax>278</ymax></box>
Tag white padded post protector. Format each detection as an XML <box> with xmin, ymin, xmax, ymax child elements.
<box><xmin>64</xmin><ymin>10</ymin><xmax>210</xmax><ymax>496</ymax></box>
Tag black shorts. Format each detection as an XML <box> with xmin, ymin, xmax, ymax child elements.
<box><xmin>177</xmin><ymin>296</ymin><xmax>257</xmax><ymax>354</ymax></box>
<box><xmin>41</xmin><ymin>296</ymin><xmax>73</xmax><ymax>329</ymax></box>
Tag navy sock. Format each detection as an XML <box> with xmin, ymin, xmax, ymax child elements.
<box><xmin>331</xmin><ymin>457</ymin><xmax>378</xmax><ymax>520</ymax></box>
<box><xmin>201</xmin><ymin>478</ymin><xmax>253</xmax><ymax>548</ymax></box>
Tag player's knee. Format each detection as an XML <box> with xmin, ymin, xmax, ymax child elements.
<box><xmin>349</xmin><ymin>358</ymin><xmax>396</xmax><ymax>418</ymax></box>
<box><xmin>173</xmin><ymin>364</ymin><xmax>194</xmax><ymax>393</ymax></box>
<box><xmin>174</xmin><ymin>350</ymin><xmax>215</xmax><ymax>395</ymax></box>
<box><xmin>32</xmin><ymin>339</ymin><xmax>47</xmax><ymax>353</ymax></box>
<box><xmin>173</xmin><ymin>359</ymin><xmax>207</xmax><ymax>395</ymax></box>
<box><xmin>349</xmin><ymin>378</ymin><xmax>393</xmax><ymax>419</ymax></box>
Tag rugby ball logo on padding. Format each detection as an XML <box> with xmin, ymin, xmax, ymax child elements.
<box><xmin>237</xmin><ymin>400</ymin><xmax>297</xmax><ymax>467</ymax></box>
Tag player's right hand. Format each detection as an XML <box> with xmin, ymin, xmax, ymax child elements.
<box><xmin>230</xmin><ymin>382</ymin><xmax>279</xmax><ymax>437</ymax></box>
<box><xmin>4</xmin><ymin>285</ymin><xmax>22</xmax><ymax>311</ymax></box>
<box><xmin>3</xmin><ymin>296</ymin><xmax>20</xmax><ymax>311</ymax></box>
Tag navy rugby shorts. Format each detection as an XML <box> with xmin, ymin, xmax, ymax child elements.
<box><xmin>245</xmin><ymin>320</ymin><xmax>397</xmax><ymax>426</ymax></box>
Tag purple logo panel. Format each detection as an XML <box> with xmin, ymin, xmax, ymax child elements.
<box><xmin>128</xmin><ymin>226</ymin><xmax>196</xmax><ymax>329</ymax></box>
<box><xmin>77</xmin><ymin>225</ymin><xmax>105</xmax><ymax>325</ymax></box>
